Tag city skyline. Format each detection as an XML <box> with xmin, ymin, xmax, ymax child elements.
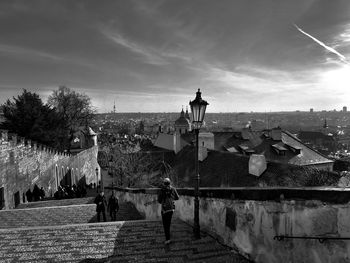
<box><xmin>0</xmin><ymin>0</ymin><xmax>349</xmax><ymax>113</ymax></box>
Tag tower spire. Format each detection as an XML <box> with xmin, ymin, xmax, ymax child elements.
<box><xmin>185</xmin><ymin>106</ymin><xmax>190</xmax><ymax>120</ymax></box>
<box><xmin>323</xmin><ymin>118</ymin><xmax>328</xmax><ymax>129</ymax></box>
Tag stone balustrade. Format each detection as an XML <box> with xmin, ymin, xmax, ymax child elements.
<box><xmin>111</xmin><ymin>186</ymin><xmax>350</xmax><ymax>263</ymax></box>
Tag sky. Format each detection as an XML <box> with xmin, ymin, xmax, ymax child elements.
<box><xmin>0</xmin><ymin>0</ymin><xmax>350</xmax><ymax>113</ymax></box>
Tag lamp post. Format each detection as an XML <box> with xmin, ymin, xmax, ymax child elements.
<box><xmin>189</xmin><ymin>89</ymin><xmax>208</xmax><ymax>239</ymax></box>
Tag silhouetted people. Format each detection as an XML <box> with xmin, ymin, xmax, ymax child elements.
<box><xmin>65</xmin><ymin>186</ymin><xmax>75</xmax><ymax>198</ymax></box>
<box><xmin>32</xmin><ymin>184</ymin><xmax>41</xmax><ymax>201</ymax></box>
<box><xmin>94</xmin><ymin>192</ymin><xmax>107</xmax><ymax>222</ymax></box>
<box><xmin>54</xmin><ymin>186</ymin><xmax>67</xmax><ymax>199</ymax></box>
<box><xmin>157</xmin><ymin>178</ymin><xmax>179</xmax><ymax>245</ymax></box>
<box><xmin>108</xmin><ymin>191</ymin><xmax>119</xmax><ymax>221</ymax></box>
<box><xmin>26</xmin><ymin>189</ymin><xmax>32</xmax><ymax>202</ymax></box>
<box><xmin>40</xmin><ymin>187</ymin><xmax>45</xmax><ymax>200</ymax></box>
<box><xmin>81</xmin><ymin>185</ymin><xmax>87</xmax><ymax>197</ymax></box>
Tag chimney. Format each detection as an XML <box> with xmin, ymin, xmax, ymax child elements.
<box><xmin>198</xmin><ymin>146</ymin><xmax>208</xmax><ymax>161</ymax></box>
<box><xmin>249</xmin><ymin>154</ymin><xmax>267</xmax><ymax>177</ymax></box>
<box><xmin>241</xmin><ymin>128</ymin><xmax>250</xmax><ymax>140</ymax></box>
<box><xmin>271</xmin><ymin>127</ymin><xmax>282</xmax><ymax>141</ymax></box>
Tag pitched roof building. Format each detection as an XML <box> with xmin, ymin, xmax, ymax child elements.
<box><xmin>214</xmin><ymin>128</ymin><xmax>334</xmax><ymax>171</ymax></box>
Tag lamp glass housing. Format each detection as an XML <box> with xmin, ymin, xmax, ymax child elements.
<box><xmin>189</xmin><ymin>89</ymin><xmax>208</xmax><ymax>130</ymax></box>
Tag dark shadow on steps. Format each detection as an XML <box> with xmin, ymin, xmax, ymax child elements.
<box><xmin>77</xmin><ymin>220</ymin><xmax>251</xmax><ymax>263</ymax></box>
<box><xmin>88</xmin><ymin>201</ymin><xmax>144</xmax><ymax>223</ymax></box>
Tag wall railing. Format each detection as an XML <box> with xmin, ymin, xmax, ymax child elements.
<box><xmin>274</xmin><ymin>235</ymin><xmax>350</xmax><ymax>243</ymax></box>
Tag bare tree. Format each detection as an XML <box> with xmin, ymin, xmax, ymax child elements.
<box><xmin>109</xmin><ymin>145</ymin><xmax>155</xmax><ymax>187</ymax></box>
<box><xmin>47</xmin><ymin>86</ymin><xmax>95</xmax><ymax>151</ymax></box>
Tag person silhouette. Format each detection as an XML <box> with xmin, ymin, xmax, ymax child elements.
<box><xmin>94</xmin><ymin>192</ymin><xmax>107</xmax><ymax>222</ymax></box>
<box><xmin>157</xmin><ymin>178</ymin><xmax>179</xmax><ymax>245</ymax></box>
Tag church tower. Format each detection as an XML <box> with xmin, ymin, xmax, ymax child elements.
<box><xmin>174</xmin><ymin>107</ymin><xmax>191</xmax><ymax>134</ymax></box>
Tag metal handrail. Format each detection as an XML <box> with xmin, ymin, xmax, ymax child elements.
<box><xmin>274</xmin><ymin>235</ymin><xmax>350</xmax><ymax>243</ymax></box>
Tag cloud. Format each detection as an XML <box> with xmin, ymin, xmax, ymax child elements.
<box><xmin>100</xmin><ymin>26</ymin><xmax>195</xmax><ymax>67</ymax></box>
<box><xmin>294</xmin><ymin>24</ymin><xmax>349</xmax><ymax>64</ymax></box>
<box><xmin>100</xmin><ymin>29</ymin><xmax>169</xmax><ymax>66</ymax></box>
<box><xmin>0</xmin><ymin>44</ymin><xmax>63</xmax><ymax>61</ymax></box>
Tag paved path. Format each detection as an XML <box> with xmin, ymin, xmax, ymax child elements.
<box><xmin>0</xmin><ymin>202</ymin><xmax>143</xmax><ymax>229</ymax></box>
<box><xmin>0</xmin><ymin>184</ymin><xmax>252</xmax><ymax>263</ymax></box>
<box><xmin>0</xmin><ymin>219</ymin><xmax>250</xmax><ymax>263</ymax></box>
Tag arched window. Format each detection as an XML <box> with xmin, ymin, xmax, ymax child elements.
<box><xmin>71</xmin><ymin>169</ymin><xmax>74</xmax><ymax>185</ymax></box>
<box><xmin>55</xmin><ymin>165</ymin><xmax>59</xmax><ymax>190</ymax></box>
<box><xmin>61</xmin><ymin>167</ymin><xmax>64</xmax><ymax>186</ymax></box>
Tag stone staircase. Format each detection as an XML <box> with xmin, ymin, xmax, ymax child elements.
<box><xmin>0</xmin><ymin>202</ymin><xmax>143</xmax><ymax>229</ymax></box>
<box><xmin>16</xmin><ymin>197</ymin><xmax>95</xmax><ymax>209</ymax></box>
<box><xmin>0</xmin><ymin>220</ymin><xmax>249</xmax><ymax>263</ymax></box>
<box><xmin>0</xmin><ymin>198</ymin><xmax>251</xmax><ymax>262</ymax></box>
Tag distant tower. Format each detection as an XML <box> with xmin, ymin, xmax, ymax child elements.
<box><xmin>310</xmin><ymin>108</ymin><xmax>313</xmax><ymax>113</ymax></box>
<box><xmin>113</xmin><ymin>100</ymin><xmax>116</xmax><ymax>114</ymax></box>
<box><xmin>343</xmin><ymin>106</ymin><xmax>347</xmax><ymax>112</ymax></box>
<box><xmin>323</xmin><ymin>119</ymin><xmax>328</xmax><ymax>129</ymax></box>
<box><xmin>185</xmin><ymin>106</ymin><xmax>190</xmax><ymax>121</ymax></box>
<box><xmin>174</xmin><ymin>107</ymin><xmax>191</xmax><ymax>134</ymax></box>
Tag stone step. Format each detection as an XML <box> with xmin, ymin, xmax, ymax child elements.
<box><xmin>0</xmin><ymin>219</ymin><xmax>251</xmax><ymax>263</ymax></box>
<box><xmin>16</xmin><ymin>197</ymin><xmax>95</xmax><ymax>209</ymax></box>
<box><xmin>0</xmin><ymin>202</ymin><xmax>144</xmax><ymax>229</ymax></box>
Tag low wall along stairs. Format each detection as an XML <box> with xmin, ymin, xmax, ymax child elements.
<box><xmin>113</xmin><ymin>187</ymin><xmax>350</xmax><ymax>263</ymax></box>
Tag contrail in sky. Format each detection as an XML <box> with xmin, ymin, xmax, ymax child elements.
<box><xmin>294</xmin><ymin>24</ymin><xmax>348</xmax><ymax>64</ymax></box>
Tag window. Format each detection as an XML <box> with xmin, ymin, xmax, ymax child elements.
<box><xmin>55</xmin><ymin>165</ymin><xmax>59</xmax><ymax>190</ymax></box>
<box><xmin>0</xmin><ymin>187</ymin><xmax>4</xmax><ymax>210</ymax></box>
<box><xmin>62</xmin><ymin>167</ymin><xmax>64</xmax><ymax>186</ymax></box>
<box><xmin>14</xmin><ymin>191</ymin><xmax>20</xmax><ymax>207</ymax></box>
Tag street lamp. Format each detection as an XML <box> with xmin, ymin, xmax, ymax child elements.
<box><xmin>189</xmin><ymin>89</ymin><xmax>208</xmax><ymax>239</ymax></box>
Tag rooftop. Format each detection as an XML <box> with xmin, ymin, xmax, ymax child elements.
<box><xmin>214</xmin><ymin>129</ymin><xmax>333</xmax><ymax>166</ymax></box>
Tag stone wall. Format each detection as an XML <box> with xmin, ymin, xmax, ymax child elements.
<box><xmin>0</xmin><ymin>130</ymin><xmax>100</xmax><ymax>209</ymax></box>
<box><xmin>113</xmin><ymin>187</ymin><xmax>350</xmax><ymax>263</ymax></box>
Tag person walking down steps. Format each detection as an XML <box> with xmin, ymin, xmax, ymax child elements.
<box><xmin>94</xmin><ymin>191</ymin><xmax>107</xmax><ymax>222</ymax></box>
<box><xmin>158</xmin><ymin>178</ymin><xmax>179</xmax><ymax>245</ymax></box>
<box><xmin>108</xmin><ymin>191</ymin><xmax>119</xmax><ymax>221</ymax></box>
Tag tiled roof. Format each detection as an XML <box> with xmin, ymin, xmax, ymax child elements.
<box><xmin>282</xmin><ymin>131</ymin><xmax>333</xmax><ymax>166</ymax></box>
<box><xmin>214</xmin><ymin>129</ymin><xmax>333</xmax><ymax>166</ymax></box>
<box><xmin>170</xmin><ymin>145</ymin><xmax>334</xmax><ymax>187</ymax></box>
<box><xmin>299</xmin><ymin>131</ymin><xmax>334</xmax><ymax>141</ymax></box>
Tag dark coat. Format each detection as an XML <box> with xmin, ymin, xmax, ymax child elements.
<box><xmin>108</xmin><ymin>195</ymin><xmax>119</xmax><ymax>211</ymax></box>
<box><xmin>94</xmin><ymin>194</ymin><xmax>107</xmax><ymax>212</ymax></box>
<box><xmin>158</xmin><ymin>185</ymin><xmax>179</xmax><ymax>213</ymax></box>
